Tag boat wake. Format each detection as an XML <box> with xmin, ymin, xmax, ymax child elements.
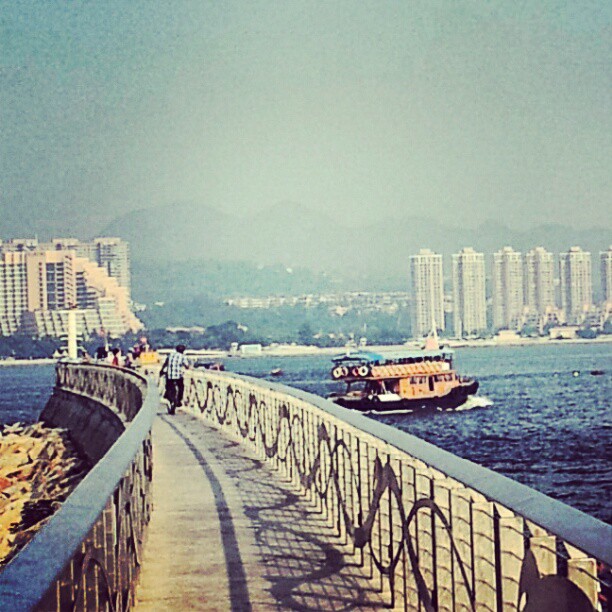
<box><xmin>452</xmin><ymin>395</ymin><xmax>494</xmax><ymax>411</ymax></box>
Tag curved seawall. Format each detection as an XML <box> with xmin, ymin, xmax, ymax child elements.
<box><xmin>39</xmin><ymin>387</ymin><xmax>125</xmax><ymax>464</ymax></box>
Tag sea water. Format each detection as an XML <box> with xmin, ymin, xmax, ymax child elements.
<box><xmin>1</xmin><ymin>343</ymin><xmax>610</xmax><ymax>523</ymax></box>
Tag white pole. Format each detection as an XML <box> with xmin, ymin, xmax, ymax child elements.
<box><xmin>67</xmin><ymin>309</ymin><xmax>77</xmax><ymax>360</ymax></box>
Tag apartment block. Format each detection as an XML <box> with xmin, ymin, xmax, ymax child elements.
<box><xmin>559</xmin><ymin>247</ymin><xmax>592</xmax><ymax>324</ymax></box>
<box><xmin>410</xmin><ymin>249</ymin><xmax>445</xmax><ymax>338</ymax></box>
<box><xmin>492</xmin><ymin>247</ymin><xmax>524</xmax><ymax>330</ymax></box>
<box><xmin>601</xmin><ymin>246</ymin><xmax>612</xmax><ymax>304</ymax></box>
<box><xmin>0</xmin><ymin>241</ymin><xmax>140</xmax><ymax>338</ymax></box>
<box><xmin>4</xmin><ymin>237</ymin><xmax>131</xmax><ymax>299</ymax></box>
<box><xmin>452</xmin><ymin>248</ymin><xmax>487</xmax><ymax>337</ymax></box>
<box><xmin>524</xmin><ymin>247</ymin><xmax>556</xmax><ymax>315</ymax></box>
<box><xmin>51</xmin><ymin>237</ymin><xmax>131</xmax><ymax>298</ymax></box>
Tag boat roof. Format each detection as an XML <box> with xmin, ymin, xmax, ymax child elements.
<box><xmin>332</xmin><ymin>348</ymin><xmax>454</xmax><ymax>364</ymax></box>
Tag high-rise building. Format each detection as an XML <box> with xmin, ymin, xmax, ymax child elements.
<box><xmin>50</xmin><ymin>237</ymin><xmax>131</xmax><ymax>298</ymax></box>
<box><xmin>601</xmin><ymin>246</ymin><xmax>612</xmax><ymax>305</ymax></box>
<box><xmin>0</xmin><ymin>252</ymin><xmax>29</xmax><ymax>335</ymax></box>
<box><xmin>492</xmin><ymin>247</ymin><xmax>524</xmax><ymax>330</ymax></box>
<box><xmin>0</xmin><ymin>243</ymin><xmax>140</xmax><ymax>338</ymax></box>
<box><xmin>452</xmin><ymin>248</ymin><xmax>487</xmax><ymax>337</ymax></box>
<box><xmin>409</xmin><ymin>249</ymin><xmax>444</xmax><ymax>338</ymax></box>
<box><xmin>524</xmin><ymin>247</ymin><xmax>556</xmax><ymax>316</ymax></box>
<box><xmin>559</xmin><ymin>247</ymin><xmax>592</xmax><ymax>324</ymax></box>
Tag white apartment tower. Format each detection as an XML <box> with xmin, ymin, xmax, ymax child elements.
<box><xmin>559</xmin><ymin>247</ymin><xmax>592</xmax><ymax>324</ymax></box>
<box><xmin>524</xmin><ymin>247</ymin><xmax>556</xmax><ymax>315</ymax></box>
<box><xmin>452</xmin><ymin>248</ymin><xmax>487</xmax><ymax>337</ymax></box>
<box><xmin>410</xmin><ymin>249</ymin><xmax>444</xmax><ymax>338</ymax></box>
<box><xmin>601</xmin><ymin>246</ymin><xmax>612</xmax><ymax>304</ymax></box>
<box><xmin>492</xmin><ymin>247</ymin><xmax>524</xmax><ymax>330</ymax></box>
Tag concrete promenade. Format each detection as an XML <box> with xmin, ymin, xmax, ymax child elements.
<box><xmin>135</xmin><ymin>406</ymin><xmax>387</xmax><ymax>611</ymax></box>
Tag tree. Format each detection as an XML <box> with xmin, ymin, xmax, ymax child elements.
<box><xmin>297</xmin><ymin>322</ymin><xmax>314</xmax><ymax>345</ymax></box>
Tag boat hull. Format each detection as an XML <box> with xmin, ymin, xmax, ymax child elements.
<box><xmin>332</xmin><ymin>381</ymin><xmax>479</xmax><ymax>413</ymax></box>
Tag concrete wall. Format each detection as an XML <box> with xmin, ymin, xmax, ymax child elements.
<box><xmin>39</xmin><ymin>388</ymin><xmax>125</xmax><ymax>464</ymax></box>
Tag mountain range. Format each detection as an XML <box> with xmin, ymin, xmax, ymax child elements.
<box><xmin>3</xmin><ymin>200</ymin><xmax>608</xmax><ymax>299</ymax></box>
<box><xmin>101</xmin><ymin>202</ymin><xmax>610</xmax><ymax>278</ymax></box>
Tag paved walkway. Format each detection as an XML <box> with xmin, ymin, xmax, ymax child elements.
<box><xmin>134</xmin><ymin>407</ymin><xmax>387</xmax><ymax>611</ymax></box>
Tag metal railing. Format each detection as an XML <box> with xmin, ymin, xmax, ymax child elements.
<box><xmin>0</xmin><ymin>363</ymin><xmax>156</xmax><ymax>611</ymax></box>
<box><xmin>182</xmin><ymin>368</ymin><xmax>611</xmax><ymax>611</ymax></box>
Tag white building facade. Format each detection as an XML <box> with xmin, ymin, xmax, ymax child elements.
<box><xmin>492</xmin><ymin>247</ymin><xmax>524</xmax><ymax>330</ymax></box>
<box><xmin>452</xmin><ymin>248</ymin><xmax>487</xmax><ymax>337</ymax></box>
<box><xmin>559</xmin><ymin>247</ymin><xmax>592</xmax><ymax>324</ymax></box>
<box><xmin>410</xmin><ymin>249</ymin><xmax>445</xmax><ymax>338</ymax></box>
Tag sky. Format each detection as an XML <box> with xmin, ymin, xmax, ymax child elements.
<box><xmin>1</xmin><ymin>1</ymin><xmax>610</xmax><ymax>237</ymax></box>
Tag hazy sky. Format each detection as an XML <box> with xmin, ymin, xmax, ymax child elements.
<box><xmin>1</xmin><ymin>1</ymin><xmax>610</xmax><ymax>235</ymax></box>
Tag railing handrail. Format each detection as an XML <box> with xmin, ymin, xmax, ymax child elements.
<box><xmin>199</xmin><ymin>369</ymin><xmax>612</xmax><ymax>565</ymax></box>
<box><xmin>0</xmin><ymin>365</ymin><xmax>157</xmax><ymax>609</ymax></box>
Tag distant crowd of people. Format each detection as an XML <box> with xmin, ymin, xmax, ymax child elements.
<box><xmin>89</xmin><ymin>337</ymin><xmax>153</xmax><ymax>369</ymax></box>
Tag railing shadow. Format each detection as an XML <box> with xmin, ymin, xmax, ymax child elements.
<box><xmin>196</xmin><ymin>421</ymin><xmax>388</xmax><ymax>611</ymax></box>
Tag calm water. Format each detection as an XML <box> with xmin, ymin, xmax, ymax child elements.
<box><xmin>1</xmin><ymin>343</ymin><xmax>610</xmax><ymax>523</ymax></box>
<box><xmin>0</xmin><ymin>365</ymin><xmax>55</xmax><ymax>425</ymax></box>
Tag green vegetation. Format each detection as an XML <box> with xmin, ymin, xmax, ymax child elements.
<box><xmin>132</xmin><ymin>260</ymin><xmax>340</xmax><ymax>303</ymax></box>
<box><xmin>138</xmin><ymin>298</ymin><xmax>413</xmax><ymax>349</ymax></box>
<box><xmin>0</xmin><ymin>336</ymin><xmax>62</xmax><ymax>359</ymax></box>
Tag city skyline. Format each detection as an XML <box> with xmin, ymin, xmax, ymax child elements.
<box><xmin>1</xmin><ymin>232</ymin><xmax>611</xmax><ymax>340</ymax></box>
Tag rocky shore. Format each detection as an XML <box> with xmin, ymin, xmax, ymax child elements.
<box><xmin>0</xmin><ymin>422</ymin><xmax>89</xmax><ymax>566</ymax></box>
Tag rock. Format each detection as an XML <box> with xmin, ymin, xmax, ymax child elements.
<box><xmin>0</xmin><ymin>422</ymin><xmax>90</xmax><ymax>566</ymax></box>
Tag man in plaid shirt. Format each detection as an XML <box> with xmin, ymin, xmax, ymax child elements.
<box><xmin>160</xmin><ymin>344</ymin><xmax>190</xmax><ymax>414</ymax></box>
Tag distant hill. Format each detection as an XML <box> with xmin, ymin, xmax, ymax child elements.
<box><xmin>131</xmin><ymin>259</ymin><xmax>341</xmax><ymax>303</ymax></box>
<box><xmin>102</xmin><ymin>202</ymin><xmax>611</xmax><ymax>281</ymax></box>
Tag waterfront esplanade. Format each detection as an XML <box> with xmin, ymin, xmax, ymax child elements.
<box><xmin>0</xmin><ymin>362</ymin><xmax>609</xmax><ymax>610</ymax></box>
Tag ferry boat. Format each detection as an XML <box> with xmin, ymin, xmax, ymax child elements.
<box><xmin>328</xmin><ymin>346</ymin><xmax>478</xmax><ymax>413</ymax></box>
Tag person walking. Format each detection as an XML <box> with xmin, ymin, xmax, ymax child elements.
<box><xmin>159</xmin><ymin>344</ymin><xmax>190</xmax><ymax>414</ymax></box>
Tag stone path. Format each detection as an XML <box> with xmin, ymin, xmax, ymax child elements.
<box><xmin>134</xmin><ymin>408</ymin><xmax>388</xmax><ymax>611</ymax></box>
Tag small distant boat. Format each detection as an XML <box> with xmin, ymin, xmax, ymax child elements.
<box><xmin>270</xmin><ymin>368</ymin><xmax>284</xmax><ymax>377</ymax></box>
<box><xmin>590</xmin><ymin>370</ymin><xmax>605</xmax><ymax>376</ymax></box>
<box><xmin>193</xmin><ymin>360</ymin><xmax>225</xmax><ymax>371</ymax></box>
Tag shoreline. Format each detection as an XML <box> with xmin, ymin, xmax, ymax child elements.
<box><xmin>0</xmin><ymin>358</ymin><xmax>57</xmax><ymax>367</ymax></box>
<box><xmin>1</xmin><ymin>336</ymin><xmax>610</xmax><ymax>365</ymax></box>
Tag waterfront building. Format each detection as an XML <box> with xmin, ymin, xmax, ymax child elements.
<box><xmin>492</xmin><ymin>247</ymin><xmax>524</xmax><ymax>330</ymax></box>
<box><xmin>452</xmin><ymin>248</ymin><xmax>487</xmax><ymax>337</ymax></box>
<box><xmin>601</xmin><ymin>246</ymin><xmax>612</xmax><ymax>305</ymax></box>
<box><xmin>0</xmin><ymin>252</ymin><xmax>29</xmax><ymax>335</ymax></box>
<box><xmin>51</xmin><ymin>237</ymin><xmax>131</xmax><ymax>298</ymax></box>
<box><xmin>0</xmin><ymin>245</ymin><xmax>140</xmax><ymax>338</ymax></box>
<box><xmin>409</xmin><ymin>249</ymin><xmax>445</xmax><ymax>338</ymax></box>
<box><xmin>559</xmin><ymin>247</ymin><xmax>592</xmax><ymax>324</ymax></box>
<box><xmin>524</xmin><ymin>247</ymin><xmax>556</xmax><ymax>317</ymax></box>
